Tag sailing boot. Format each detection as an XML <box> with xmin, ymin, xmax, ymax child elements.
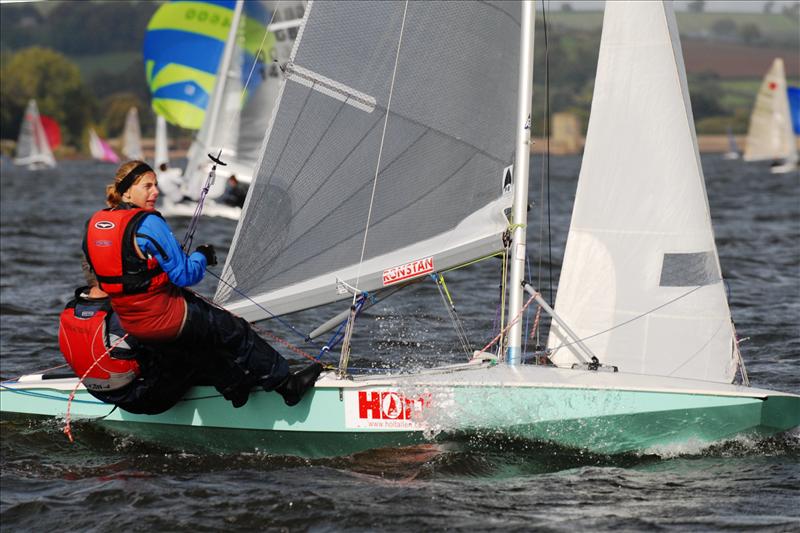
<box><xmin>274</xmin><ymin>362</ymin><xmax>324</xmax><ymax>406</ymax></box>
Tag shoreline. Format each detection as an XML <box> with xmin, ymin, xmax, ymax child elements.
<box><xmin>3</xmin><ymin>135</ymin><xmax>795</xmax><ymax>160</ymax></box>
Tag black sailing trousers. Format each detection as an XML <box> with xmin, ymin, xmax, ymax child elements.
<box><xmin>93</xmin><ymin>290</ymin><xmax>289</xmax><ymax>414</ymax></box>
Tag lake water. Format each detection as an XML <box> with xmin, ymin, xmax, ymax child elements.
<box><xmin>1</xmin><ymin>156</ymin><xmax>798</xmax><ymax>531</ymax></box>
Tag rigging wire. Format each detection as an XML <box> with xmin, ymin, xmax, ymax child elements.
<box><xmin>548</xmin><ymin>283</ymin><xmax>711</xmax><ymax>353</ymax></box>
<box><xmin>543</xmin><ymin>0</ymin><xmax>554</xmax><ymax>307</ymax></box>
<box><xmin>432</xmin><ymin>273</ymin><xmax>473</xmax><ymax>358</ymax></box>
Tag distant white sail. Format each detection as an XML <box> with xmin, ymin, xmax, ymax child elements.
<box><xmin>154</xmin><ymin>114</ymin><xmax>169</xmax><ymax>169</ymax></box>
<box><xmin>122</xmin><ymin>107</ymin><xmax>144</xmax><ymax>161</ymax></box>
<box><xmin>13</xmin><ymin>100</ymin><xmax>56</xmax><ymax>169</ymax></box>
<box><xmin>217</xmin><ymin>0</ymin><xmax>521</xmax><ymax>320</ymax></box>
<box><xmin>547</xmin><ymin>1</ymin><xmax>738</xmax><ymax>384</ymax></box>
<box><xmin>743</xmin><ymin>58</ymin><xmax>798</xmax><ymax>166</ymax></box>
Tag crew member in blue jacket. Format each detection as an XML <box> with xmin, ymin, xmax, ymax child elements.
<box><xmin>83</xmin><ymin>160</ymin><xmax>323</xmax><ymax>409</ymax></box>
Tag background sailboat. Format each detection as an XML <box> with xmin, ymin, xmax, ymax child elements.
<box><xmin>154</xmin><ymin>114</ymin><xmax>169</xmax><ymax>169</ymax></box>
<box><xmin>1</xmin><ymin>1</ymin><xmax>797</xmax><ymax>457</ymax></box>
<box><xmin>121</xmin><ymin>107</ymin><xmax>144</xmax><ymax>161</ymax></box>
<box><xmin>13</xmin><ymin>100</ymin><xmax>56</xmax><ymax>170</ymax></box>
<box><xmin>723</xmin><ymin>126</ymin><xmax>740</xmax><ymax>160</ymax></box>
<box><xmin>88</xmin><ymin>128</ymin><xmax>120</xmax><ymax>163</ymax></box>
<box><xmin>742</xmin><ymin>58</ymin><xmax>798</xmax><ymax>174</ymax></box>
<box><xmin>154</xmin><ymin>0</ymin><xmax>306</xmax><ymax>219</ymax></box>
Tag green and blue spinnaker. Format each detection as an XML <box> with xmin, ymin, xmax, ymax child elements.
<box><xmin>143</xmin><ymin>0</ymin><xmax>271</xmax><ymax>129</ymax></box>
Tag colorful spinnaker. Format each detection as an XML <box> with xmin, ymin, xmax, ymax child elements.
<box><xmin>39</xmin><ymin>115</ymin><xmax>61</xmax><ymax>150</ymax></box>
<box><xmin>143</xmin><ymin>0</ymin><xmax>270</xmax><ymax>130</ymax></box>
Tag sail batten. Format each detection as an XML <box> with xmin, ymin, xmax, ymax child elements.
<box><xmin>547</xmin><ymin>1</ymin><xmax>737</xmax><ymax>384</ymax></box>
<box><xmin>217</xmin><ymin>0</ymin><xmax>520</xmax><ymax>318</ymax></box>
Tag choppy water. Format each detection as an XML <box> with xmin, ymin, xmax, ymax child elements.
<box><xmin>1</xmin><ymin>156</ymin><xmax>798</xmax><ymax>531</ymax></box>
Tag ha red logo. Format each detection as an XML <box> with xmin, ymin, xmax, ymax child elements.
<box><xmin>344</xmin><ymin>390</ymin><xmax>432</xmax><ymax>429</ymax></box>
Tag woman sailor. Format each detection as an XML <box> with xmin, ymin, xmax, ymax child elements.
<box><xmin>82</xmin><ymin>160</ymin><xmax>322</xmax><ymax>409</ymax></box>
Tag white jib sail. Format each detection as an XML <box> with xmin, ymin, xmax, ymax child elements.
<box><xmin>743</xmin><ymin>58</ymin><xmax>798</xmax><ymax>164</ymax></box>
<box><xmin>13</xmin><ymin>100</ymin><xmax>56</xmax><ymax>168</ymax></box>
<box><xmin>154</xmin><ymin>114</ymin><xmax>169</xmax><ymax>168</ymax></box>
<box><xmin>216</xmin><ymin>0</ymin><xmax>521</xmax><ymax>320</ymax></box>
<box><xmin>546</xmin><ymin>0</ymin><xmax>738</xmax><ymax>384</ymax></box>
<box><xmin>122</xmin><ymin>107</ymin><xmax>144</xmax><ymax>160</ymax></box>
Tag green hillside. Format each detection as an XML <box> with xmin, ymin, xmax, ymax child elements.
<box><xmin>1</xmin><ymin>1</ymin><xmax>798</xmax><ymax>147</ymax></box>
<box><xmin>547</xmin><ymin>10</ymin><xmax>799</xmax><ymax>43</ymax></box>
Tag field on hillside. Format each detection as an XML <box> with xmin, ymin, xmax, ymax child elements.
<box><xmin>682</xmin><ymin>40</ymin><xmax>800</xmax><ymax>78</ymax></box>
<box><xmin>547</xmin><ymin>10</ymin><xmax>799</xmax><ymax>39</ymax></box>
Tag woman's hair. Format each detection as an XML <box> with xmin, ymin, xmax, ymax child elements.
<box><xmin>105</xmin><ymin>160</ymin><xmax>151</xmax><ymax>207</ymax></box>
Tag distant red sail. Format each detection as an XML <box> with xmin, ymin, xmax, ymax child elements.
<box><xmin>39</xmin><ymin>115</ymin><xmax>61</xmax><ymax>149</ymax></box>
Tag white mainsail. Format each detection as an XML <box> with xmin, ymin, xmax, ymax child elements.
<box><xmin>217</xmin><ymin>0</ymin><xmax>521</xmax><ymax>320</ymax></box>
<box><xmin>546</xmin><ymin>1</ymin><xmax>738</xmax><ymax>384</ymax></box>
<box><xmin>743</xmin><ymin>58</ymin><xmax>798</xmax><ymax>166</ymax></box>
<box><xmin>122</xmin><ymin>107</ymin><xmax>144</xmax><ymax>160</ymax></box>
<box><xmin>13</xmin><ymin>100</ymin><xmax>56</xmax><ymax>169</ymax></box>
<box><xmin>154</xmin><ymin>114</ymin><xmax>169</xmax><ymax>169</ymax></box>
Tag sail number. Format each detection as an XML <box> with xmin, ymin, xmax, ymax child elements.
<box><xmin>184</xmin><ymin>9</ymin><xmax>231</xmax><ymax>29</ymax></box>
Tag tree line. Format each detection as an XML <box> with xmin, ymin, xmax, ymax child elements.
<box><xmin>0</xmin><ymin>1</ymin><xmax>160</xmax><ymax>153</ymax></box>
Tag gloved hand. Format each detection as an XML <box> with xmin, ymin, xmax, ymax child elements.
<box><xmin>195</xmin><ymin>244</ymin><xmax>217</xmax><ymax>267</ymax></box>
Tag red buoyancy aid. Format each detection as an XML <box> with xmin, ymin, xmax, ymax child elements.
<box><xmin>83</xmin><ymin>206</ymin><xmax>170</xmax><ymax>296</ymax></box>
<box><xmin>58</xmin><ymin>294</ymin><xmax>140</xmax><ymax>391</ymax></box>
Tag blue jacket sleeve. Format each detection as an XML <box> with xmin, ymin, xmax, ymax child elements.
<box><xmin>135</xmin><ymin>214</ymin><xmax>207</xmax><ymax>287</ymax></box>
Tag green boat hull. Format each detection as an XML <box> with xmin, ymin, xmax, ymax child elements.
<box><xmin>2</xmin><ymin>364</ymin><xmax>798</xmax><ymax>457</ymax></box>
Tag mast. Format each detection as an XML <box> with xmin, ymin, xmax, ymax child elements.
<box><xmin>506</xmin><ymin>0</ymin><xmax>536</xmax><ymax>365</ymax></box>
<box><xmin>205</xmin><ymin>0</ymin><xmax>244</xmax><ymax>154</ymax></box>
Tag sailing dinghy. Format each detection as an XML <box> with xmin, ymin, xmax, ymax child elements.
<box><xmin>723</xmin><ymin>127</ymin><xmax>740</xmax><ymax>160</ymax></box>
<box><xmin>743</xmin><ymin>58</ymin><xmax>799</xmax><ymax>174</ymax></box>
<box><xmin>88</xmin><ymin>128</ymin><xmax>120</xmax><ymax>164</ymax></box>
<box><xmin>121</xmin><ymin>107</ymin><xmax>144</xmax><ymax>161</ymax></box>
<box><xmin>12</xmin><ymin>100</ymin><xmax>56</xmax><ymax>170</ymax></box>
<box><xmin>158</xmin><ymin>0</ymin><xmax>306</xmax><ymax>220</ymax></box>
<box><xmin>1</xmin><ymin>1</ymin><xmax>797</xmax><ymax>458</ymax></box>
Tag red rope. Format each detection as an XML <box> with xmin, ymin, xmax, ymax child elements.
<box><xmin>63</xmin><ymin>332</ymin><xmax>129</xmax><ymax>443</ymax></box>
<box><xmin>529</xmin><ymin>305</ymin><xmax>543</xmax><ymax>339</ymax></box>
